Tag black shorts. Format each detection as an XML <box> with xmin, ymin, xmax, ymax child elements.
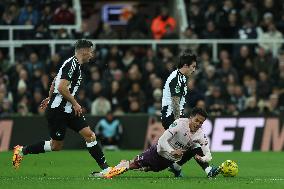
<box><xmin>45</xmin><ymin>107</ymin><xmax>88</xmax><ymax>141</ymax></box>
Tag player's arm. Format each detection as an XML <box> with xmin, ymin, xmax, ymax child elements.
<box><xmin>195</xmin><ymin>134</ymin><xmax>212</xmax><ymax>162</ymax></box>
<box><xmin>58</xmin><ymin>79</ymin><xmax>77</xmax><ymax>105</ymax></box>
<box><xmin>58</xmin><ymin>79</ymin><xmax>82</xmax><ymax>116</ymax></box>
<box><xmin>172</xmin><ymin>96</ymin><xmax>181</xmax><ymax>120</ymax></box>
<box><xmin>169</xmin><ymin>77</ymin><xmax>181</xmax><ymax>120</ymax></box>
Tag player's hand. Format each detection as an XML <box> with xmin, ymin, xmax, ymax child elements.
<box><xmin>171</xmin><ymin>149</ymin><xmax>184</xmax><ymax>158</ymax></box>
<box><xmin>73</xmin><ymin>102</ymin><xmax>83</xmax><ymax>117</ymax></box>
<box><xmin>194</xmin><ymin>154</ymin><xmax>203</xmax><ymax>162</ymax></box>
<box><xmin>40</xmin><ymin>97</ymin><xmax>50</xmax><ymax>109</ymax></box>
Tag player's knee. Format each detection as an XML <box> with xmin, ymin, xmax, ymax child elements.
<box><xmin>51</xmin><ymin>142</ymin><xmax>63</xmax><ymax>151</ymax></box>
<box><xmin>84</xmin><ymin>132</ymin><xmax>96</xmax><ymax>143</ymax></box>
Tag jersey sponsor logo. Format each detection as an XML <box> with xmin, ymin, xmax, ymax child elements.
<box><xmin>175</xmin><ymin>141</ymin><xmax>185</xmax><ymax>149</ymax></box>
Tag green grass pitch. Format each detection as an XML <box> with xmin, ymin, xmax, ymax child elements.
<box><xmin>0</xmin><ymin>151</ymin><xmax>284</xmax><ymax>189</ymax></box>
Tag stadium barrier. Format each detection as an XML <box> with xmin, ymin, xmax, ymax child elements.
<box><xmin>0</xmin><ymin>38</ymin><xmax>283</xmax><ymax>64</ymax></box>
<box><xmin>0</xmin><ymin>115</ymin><xmax>283</xmax><ymax>151</ymax></box>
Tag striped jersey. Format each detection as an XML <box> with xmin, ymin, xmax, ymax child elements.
<box><xmin>161</xmin><ymin>69</ymin><xmax>188</xmax><ymax>118</ymax></box>
<box><xmin>49</xmin><ymin>56</ymin><xmax>82</xmax><ymax>113</ymax></box>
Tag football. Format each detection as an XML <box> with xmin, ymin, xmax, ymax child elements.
<box><xmin>220</xmin><ymin>160</ymin><xmax>239</xmax><ymax>177</ymax></box>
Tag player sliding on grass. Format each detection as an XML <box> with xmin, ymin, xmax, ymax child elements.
<box><xmin>12</xmin><ymin>39</ymin><xmax>125</xmax><ymax>177</ymax></box>
<box><xmin>104</xmin><ymin>108</ymin><xmax>220</xmax><ymax>178</ymax></box>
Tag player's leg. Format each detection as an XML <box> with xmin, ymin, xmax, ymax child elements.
<box><xmin>172</xmin><ymin>146</ymin><xmax>220</xmax><ymax>178</ymax></box>
<box><xmin>12</xmin><ymin>108</ymin><xmax>66</xmax><ymax>169</ymax></box>
<box><xmin>78</xmin><ymin>126</ymin><xmax>109</xmax><ymax>170</ymax></box>
<box><xmin>104</xmin><ymin>145</ymin><xmax>173</xmax><ymax>178</ymax></box>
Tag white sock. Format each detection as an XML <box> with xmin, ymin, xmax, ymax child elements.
<box><xmin>86</xmin><ymin>141</ymin><xmax>98</xmax><ymax>147</ymax></box>
<box><xmin>205</xmin><ymin>166</ymin><xmax>212</xmax><ymax>175</ymax></box>
<box><xmin>44</xmin><ymin>141</ymin><xmax>52</xmax><ymax>152</ymax></box>
<box><xmin>172</xmin><ymin>162</ymin><xmax>181</xmax><ymax>171</ymax></box>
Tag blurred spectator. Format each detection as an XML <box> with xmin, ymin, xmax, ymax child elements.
<box><xmin>46</xmin><ymin>53</ymin><xmax>61</xmax><ymax>78</ymax></box>
<box><xmin>218</xmin><ymin>57</ymin><xmax>239</xmax><ymax>86</ymax></box>
<box><xmin>110</xmin><ymin>80</ymin><xmax>124</xmax><ymax>110</ymax></box>
<box><xmin>91</xmin><ymin>95</ymin><xmax>111</xmax><ymax>116</ymax></box>
<box><xmin>30</xmin><ymin>89</ymin><xmax>43</xmax><ymax>114</ymax></box>
<box><xmin>257</xmin><ymin>71</ymin><xmax>272</xmax><ymax>99</ymax></box>
<box><xmin>0</xmin><ymin>2</ymin><xmax>19</xmax><ymax>25</ymax></box>
<box><xmin>147</xmin><ymin>88</ymin><xmax>162</xmax><ymax>116</ymax></box>
<box><xmin>206</xmin><ymin>86</ymin><xmax>226</xmax><ymax>116</ymax></box>
<box><xmin>16</xmin><ymin>103</ymin><xmax>32</xmax><ymax>116</ymax></box>
<box><xmin>33</xmin><ymin>23</ymin><xmax>51</xmax><ymax>39</ymax></box>
<box><xmin>253</xmin><ymin>46</ymin><xmax>277</xmax><ymax>77</ymax></box>
<box><xmin>95</xmin><ymin>111</ymin><xmax>123</xmax><ymax>150</ymax></box>
<box><xmin>17</xmin><ymin>2</ymin><xmax>39</xmax><ymax>25</ymax></box>
<box><xmin>241</xmin><ymin>96</ymin><xmax>260</xmax><ymax>115</ymax></box>
<box><xmin>187</xmin><ymin>2</ymin><xmax>204</xmax><ymax>34</ymax></box>
<box><xmin>240</xmin><ymin>0</ymin><xmax>258</xmax><ymax>25</ymax></box>
<box><xmin>88</xmin><ymin>81</ymin><xmax>103</xmax><ymax>101</ymax></box>
<box><xmin>186</xmin><ymin>78</ymin><xmax>204</xmax><ymax>108</ymax></box>
<box><xmin>122</xmin><ymin>49</ymin><xmax>137</xmax><ymax>70</ymax></box>
<box><xmin>234</xmin><ymin>45</ymin><xmax>256</xmax><ymax>79</ymax></box>
<box><xmin>77</xmin><ymin>88</ymin><xmax>91</xmax><ymax>114</ymax></box>
<box><xmin>98</xmin><ymin>23</ymin><xmax>119</xmax><ymax>39</ymax></box>
<box><xmin>127</xmin><ymin>82</ymin><xmax>146</xmax><ymax>112</ymax></box>
<box><xmin>204</xmin><ymin>3</ymin><xmax>218</xmax><ymax>23</ymax></box>
<box><xmin>0</xmin><ymin>50</ymin><xmax>11</xmax><ymax>73</ymax></box>
<box><xmin>258</xmin><ymin>23</ymin><xmax>283</xmax><ymax>53</ymax></box>
<box><xmin>40</xmin><ymin>3</ymin><xmax>53</xmax><ymax>24</ymax></box>
<box><xmin>230</xmin><ymin>85</ymin><xmax>247</xmax><ymax>112</ymax></box>
<box><xmin>0</xmin><ymin>98</ymin><xmax>13</xmax><ymax>117</ymax></box>
<box><xmin>126</xmin><ymin>5</ymin><xmax>150</xmax><ymax>39</ymax></box>
<box><xmin>180</xmin><ymin>26</ymin><xmax>199</xmax><ymax>53</ymax></box>
<box><xmin>53</xmin><ymin>1</ymin><xmax>75</xmax><ymax>24</ymax></box>
<box><xmin>238</xmin><ymin>18</ymin><xmax>257</xmax><ymax>40</ymax></box>
<box><xmin>217</xmin><ymin>0</ymin><xmax>234</xmax><ymax>34</ymax></box>
<box><xmin>24</xmin><ymin>52</ymin><xmax>44</xmax><ymax>76</ymax></box>
<box><xmin>201</xmin><ymin>20</ymin><xmax>220</xmax><ymax>39</ymax></box>
<box><xmin>128</xmin><ymin>100</ymin><xmax>141</xmax><ymax>113</ymax></box>
<box><xmin>73</xmin><ymin>20</ymin><xmax>93</xmax><ymax>39</ymax></box>
<box><xmin>195</xmin><ymin>99</ymin><xmax>206</xmax><ymax>109</ymax></box>
<box><xmin>39</xmin><ymin>74</ymin><xmax>50</xmax><ymax>97</ymax></box>
<box><xmin>263</xmin><ymin>93</ymin><xmax>280</xmax><ymax>115</ymax></box>
<box><xmin>151</xmin><ymin>7</ymin><xmax>176</xmax><ymax>39</ymax></box>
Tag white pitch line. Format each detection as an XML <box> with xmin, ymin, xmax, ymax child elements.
<box><xmin>255</xmin><ymin>178</ymin><xmax>284</xmax><ymax>181</ymax></box>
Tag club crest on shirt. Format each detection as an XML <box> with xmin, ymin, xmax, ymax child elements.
<box><xmin>175</xmin><ymin>85</ymin><xmax>180</xmax><ymax>93</ymax></box>
<box><xmin>170</xmin><ymin>121</ymin><xmax>177</xmax><ymax>128</ymax></box>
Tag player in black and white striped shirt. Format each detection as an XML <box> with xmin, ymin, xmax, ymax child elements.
<box><xmin>162</xmin><ymin>50</ymin><xmax>220</xmax><ymax>178</ymax></box>
<box><xmin>12</xmin><ymin>39</ymin><xmax>125</xmax><ymax>177</ymax></box>
<box><xmin>161</xmin><ymin>49</ymin><xmax>197</xmax><ymax>129</ymax></box>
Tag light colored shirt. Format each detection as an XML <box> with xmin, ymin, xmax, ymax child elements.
<box><xmin>157</xmin><ymin>118</ymin><xmax>212</xmax><ymax>162</ymax></box>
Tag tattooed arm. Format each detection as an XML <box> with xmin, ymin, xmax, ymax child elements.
<box><xmin>171</xmin><ymin>96</ymin><xmax>181</xmax><ymax>120</ymax></box>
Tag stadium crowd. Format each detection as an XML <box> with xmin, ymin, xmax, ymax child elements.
<box><xmin>0</xmin><ymin>0</ymin><xmax>284</xmax><ymax>117</ymax></box>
